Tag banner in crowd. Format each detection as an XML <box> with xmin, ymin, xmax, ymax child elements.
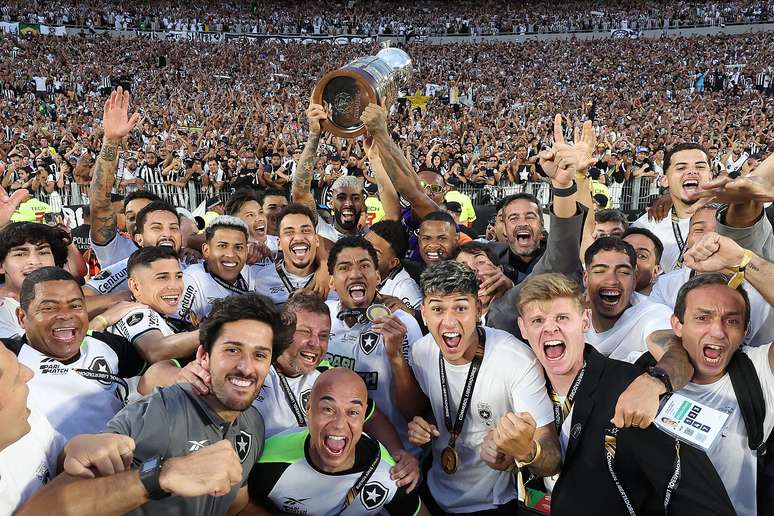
<box><xmin>0</xmin><ymin>22</ymin><xmax>66</xmax><ymax>36</ymax></box>
<box><xmin>610</xmin><ymin>28</ymin><xmax>640</xmax><ymax>38</ymax></box>
<box><xmin>223</xmin><ymin>33</ymin><xmax>377</xmax><ymax>45</ymax></box>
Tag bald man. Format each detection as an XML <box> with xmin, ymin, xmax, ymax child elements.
<box><xmin>246</xmin><ymin>369</ymin><xmax>429</xmax><ymax>515</ymax></box>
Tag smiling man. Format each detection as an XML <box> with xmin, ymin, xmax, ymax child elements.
<box><xmin>247</xmin><ymin>368</ymin><xmax>429</xmax><ymax>515</ymax></box>
<box><xmin>225</xmin><ymin>189</ymin><xmax>277</xmax><ymax>257</ymax></box>
<box><xmin>632</xmin><ymin>143</ymin><xmax>712</xmax><ymax>272</ymax></box>
<box><xmin>316</xmin><ymin>176</ymin><xmax>367</xmax><ymax>242</ymax></box>
<box><xmin>584</xmin><ymin>237</ymin><xmax>673</xmax><ymax>360</ymax></box>
<box><xmin>398</xmin><ymin>260</ymin><xmax>559</xmax><ymax>515</ymax></box>
<box><xmin>325</xmin><ymin>236</ymin><xmax>423</xmax><ymax>454</ymax></box>
<box><xmin>622</xmin><ymin>227</ymin><xmax>663</xmax><ymax>295</ymax></box>
<box><xmin>418</xmin><ymin>211</ymin><xmax>459</xmax><ymax>268</ymax></box>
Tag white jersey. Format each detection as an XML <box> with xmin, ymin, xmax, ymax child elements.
<box><xmin>410</xmin><ymin>327</ymin><xmax>554</xmax><ymax>513</ymax></box>
<box><xmin>0</xmin><ymin>408</ymin><xmax>64</xmax><ymax>514</ymax></box>
<box><xmin>586</xmin><ymin>292</ymin><xmax>672</xmax><ymax>361</ymax></box>
<box><xmin>177</xmin><ymin>262</ymin><xmax>263</xmax><ymax>323</ymax></box>
<box><xmin>0</xmin><ymin>296</ymin><xmax>22</xmax><ymax>338</ymax></box>
<box><xmin>325</xmin><ymin>300</ymin><xmax>422</xmax><ymax>453</ymax></box>
<box><xmin>379</xmin><ymin>266</ymin><xmax>423</xmax><ymax>309</ymax></box>
<box><xmin>650</xmin><ymin>268</ymin><xmax>773</xmax><ymax>347</ymax></box>
<box><xmin>9</xmin><ymin>332</ymin><xmax>146</xmax><ymax>441</ymax></box>
<box><xmin>253</xmin><ymin>364</ymin><xmax>323</xmax><ymax>437</ymax></box>
<box><xmin>632</xmin><ymin>212</ymin><xmax>690</xmax><ymax>273</ymax></box>
<box><xmin>675</xmin><ymin>344</ymin><xmax>774</xmax><ymax>516</ymax></box>
<box><xmin>253</xmin><ymin>262</ymin><xmax>338</xmax><ymax>305</ymax></box>
<box><xmin>91</xmin><ymin>232</ymin><xmax>138</xmax><ymax>268</ymax></box>
<box><xmin>316</xmin><ymin>219</ymin><xmax>361</xmax><ymax>243</ymax></box>
<box><xmin>85</xmin><ymin>257</ymin><xmax>130</xmax><ymax>294</ymax></box>
<box><xmin>109</xmin><ymin>307</ymin><xmax>177</xmax><ymax>344</ymax></box>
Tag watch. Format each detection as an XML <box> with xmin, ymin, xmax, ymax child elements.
<box><xmin>139</xmin><ymin>456</ymin><xmax>170</xmax><ymax>500</ymax></box>
<box><xmin>551</xmin><ymin>182</ymin><xmax>577</xmax><ymax>197</ymax></box>
<box><xmin>647</xmin><ymin>366</ymin><xmax>674</xmax><ymax>394</ymax></box>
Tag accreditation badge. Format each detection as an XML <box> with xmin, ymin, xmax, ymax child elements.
<box><xmin>653</xmin><ymin>393</ymin><xmax>730</xmax><ymax>451</ymax></box>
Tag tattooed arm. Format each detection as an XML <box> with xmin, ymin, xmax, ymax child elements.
<box><xmin>360</xmin><ymin>104</ymin><xmax>439</xmax><ymax>219</ymax></box>
<box><xmin>90</xmin><ymin>87</ymin><xmax>140</xmax><ymax>245</ymax></box>
<box><xmin>291</xmin><ymin>102</ymin><xmax>326</xmax><ymax>214</ymax></box>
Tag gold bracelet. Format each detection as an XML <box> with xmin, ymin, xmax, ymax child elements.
<box><xmin>728</xmin><ymin>249</ymin><xmax>753</xmax><ymax>289</ymax></box>
<box><xmin>516</xmin><ymin>440</ymin><xmax>542</xmax><ymax>468</ymax></box>
<box><xmin>95</xmin><ymin>315</ymin><xmax>110</xmax><ymax>330</ymax></box>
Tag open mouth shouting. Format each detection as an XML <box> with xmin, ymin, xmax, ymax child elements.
<box><xmin>323</xmin><ymin>434</ymin><xmax>348</xmax><ymax>457</ymax></box>
<box><xmin>253</xmin><ymin>221</ymin><xmax>267</xmax><ymax>237</ymax></box>
<box><xmin>289</xmin><ymin>242</ymin><xmax>311</xmax><ymax>262</ymax></box>
<box><xmin>441</xmin><ymin>331</ymin><xmax>462</xmax><ymax>353</ymax></box>
<box><xmin>424</xmin><ymin>248</ymin><xmax>447</xmax><ymax>264</ymax></box>
<box><xmin>598</xmin><ymin>287</ymin><xmax>623</xmax><ymax>308</ymax></box>
<box><xmin>681</xmin><ymin>177</ymin><xmax>700</xmax><ymax>197</ymax></box>
<box><xmin>347</xmin><ymin>282</ymin><xmax>368</xmax><ymax>304</ymax></box>
<box><xmin>340</xmin><ymin>209</ymin><xmax>356</xmax><ymax>224</ymax></box>
<box><xmin>543</xmin><ymin>339</ymin><xmax>566</xmax><ymax>361</ymax></box>
<box><xmin>298</xmin><ymin>349</ymin><xmax>320</xmax><ymax>368</ymax></box>
<box><xmin>156</xmin><ymin>238</ymin><xmax>177</xmax><ymax>249</ymax></box>
<box><xmin>51</xmin><ymin>325</ymin><xmax>80</xmax><ymax>347</ymax></box>
<box><xmin>701</xmin><ymin>342</ymin><xmax>725</xmax><ymax>367</ymax></box>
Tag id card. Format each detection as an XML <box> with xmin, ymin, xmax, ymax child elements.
<box><xmin>653</xmin><ymin>393</ymin><xmax>729</xmax><ymax>451</ymax></box>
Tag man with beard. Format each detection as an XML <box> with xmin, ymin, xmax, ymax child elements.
<box><xmin>650</xmin><ymin>207</ymin><xmax>773</xmax><ymax>346</ymax></box>
<box><xmin>85</xmin><ymin>201</ymin><xmax>184</xmax><ymax>295</ymax></box>
<box><xmin>177</xmin><ymin>216</ymin><xmax>263</xmax><ymax>324</ymax></box>
<box><xmin>622</xmin><ymin>227</ymin><xmax>663</xmax><ymax>295</ymax></box>
<box><xmin>417</xmin><ymin>211</ymin><xmax>460</xmax><ymax>269</ymax></box>
<box><xmin>246</xmin><ymin>368</ymin><xmax>429</xmax><ymax>515</ymax></box>
<box><xmin>365</xmin><ymin>220</ymin><xmax>422</xmax><ymax>310</ymax></box>
<box><xmin>401</xmin><ymin>261</ymin><xmax>559</xmax><ymax>514</ymax></box>
<box><xmin>316</xmin><ymin>176</ymin><xmax>367</xmax><ymax>242</ymax></box>
<box><xmin>511</xmin><ymin>273</ymin><xmax>734</xmax><ymax>516</ymax></box>
<box><xmin>17</xmin><ymin>294</ymin><xmax>290</xmax><ymax>516</ymax></box>
<box><xmin>254</xmin><ymin>204</ymin><xmax>337</xmax><ymax>305</ymax></box>
<box><xmin>225</xmin><ymin>189</ymin><xmax>276</xmax><ymax>258</ymax></box>
<box><xmin>325</xmin><ymin>236</ymin><xmax>423</xmax><ymax>454</ymax></box>
<box><xmin>583</xmin><ymin>237</ymin><xmax>673</xmax><ymax>360</ymax></box>
<box><xmin>632</xmin><ymin>143</ymin><xmax>712</xmax><ymax>272</ymax></box>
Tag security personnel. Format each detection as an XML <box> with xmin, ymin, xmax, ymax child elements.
<box><xmin>18</xmin><ymin>293</ymin><xmax>293</xmax><ymax>516</ymax></box>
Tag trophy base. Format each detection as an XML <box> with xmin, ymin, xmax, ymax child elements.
<box><xmin>312</xmin><ymin>67</ymin><xmax>381</xmax><ymax>139</ymax></box>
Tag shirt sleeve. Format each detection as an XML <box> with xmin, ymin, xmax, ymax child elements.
<box><xmin>744</xmin><ymin>344</ymin><xmax>774</xmax><ymax>437</ymax></box>
<box><xmin>112</xmin><ymin>308</ymin><xmax>165</xmax><ymax>345</ymax></box>
<box><xmin>104</xmin><ymin>391</ymin><xmax>171</xmax><ymax>465</ymax></box>
<box><xmin>91</xmin><ymin>331</ymin><xmax>146</xmax><ymax>378</ymax></box>
<box><xmin>384</xmin><ymin>486</ymin><xmax>422</xmax><ymax>516</ymax></box>
<box><xmin>510</xmin><ymin>352</ymin><xmax>554</xmax><ymax>428</ymax></box>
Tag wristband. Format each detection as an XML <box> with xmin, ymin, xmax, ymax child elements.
<box><xmin>552</xmin><ymin>182</ymin><xmax>577</xmax><ymax>197</ymax></box>
<box><xmin>647</xmin><ymin>366</ymin><xmax>674</xmax><ymax>395</ymax></box>
<box><xmin>516</xmin><ymin>440</ymin><xmax>542</xmax><ymax>468</ymax></box>
<box><xmin>95</xmin><ymin>315</ymin><xmax>110</xmax><ymax>330</ymax></box>
<box><xmin>727</xmin><ymin>249</ymin><xmax>753</xmax><ymax>289</ymax></box>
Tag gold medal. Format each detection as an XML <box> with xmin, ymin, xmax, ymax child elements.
<box><xmin>441</xmin><ymin>445</ymin><xmax>459</xmax><ymax>475</ymax></box>
<box><xmin>366</xmin><ymin>303</ymin><xmax>391</xmax><ymax>322</ymax></box>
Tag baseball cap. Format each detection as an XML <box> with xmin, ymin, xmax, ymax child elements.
<box><xmin>177</xmin><ymin>207</ymin><xmax>206</xmax><ymax>231</ymax></box>
<box><xmin>446</xmin><ymin>201</ymin><xmax>462</xmax><ymax>214</ymax></box>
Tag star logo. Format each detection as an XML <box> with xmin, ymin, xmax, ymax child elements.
<box><xmin>88</xmin><ymin>357</ymin><xmax>113</xmax><ymax>386</ymax></box>
<box><xmin>235</xmin><ymin>431</ymin><xmax>252</xmax><ymax>463</ymax></box>
<box><xmin>359</xmin><ymin>331</ymin><xmax>379</xmax><ymax>355</ymax></box>
<box><xmin>361</xmin><ymin>481</ymin><xmax>387</xmax><ymax>510</ymax></box>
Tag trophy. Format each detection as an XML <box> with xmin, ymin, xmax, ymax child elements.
<box><xmin>312</xmin><ymin>47</ymin><xmax>412</xmax><ymax>138</ymax></box>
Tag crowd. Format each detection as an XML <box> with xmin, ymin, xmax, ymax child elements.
<box><xmin>1</xmin><ymin>0</ymin><xmax>774</xmax><ymax>35</ymax></box>
<box><xmin>0</xmin><ymin>14</ymin><xmax>773</xmax><ymax>516</ymax></box>
<box><xmin>0</xmin><ymin>29</ymin><xmax>772</xmax><ymax>216</ymax></box>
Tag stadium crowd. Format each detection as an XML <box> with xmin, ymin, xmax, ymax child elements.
<box><xmin>1</xmin><ymin>0</ymin><xmax>774</xmax><ymax>35</ymax></box>
<box><xmin>0</xmin><ymin>8</ymin><xmax>774</xmax><ymax>516</ymax></box>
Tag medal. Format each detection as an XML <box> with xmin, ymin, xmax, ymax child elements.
<box><xmin>366</xmin><ymin>303</ymin><xmax>391</xmax><ymax>322</ymax></box>
<box><xmin>441</xmin><ymin>445</ymin><xmax>459</xmax><ymax>474</ymax></box>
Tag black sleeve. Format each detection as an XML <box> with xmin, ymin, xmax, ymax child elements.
<box><xmin>1</xmin><ymin>336</ymin><xmax>24</xmax><ymax>355</ymax></box>
<box><xmin>246</xmin><ymin>462</ymin><xmax>291</xmax><ymax>509</ymax></box>
<box><xmin>384</xmin><ymin>486</ymin><xmax>422</xmax><ymax>516</ymax></box>
<box><xmin>91</xmin><ymin>330</ymin><xmax>146</xmax><ymax>377</ymax></box>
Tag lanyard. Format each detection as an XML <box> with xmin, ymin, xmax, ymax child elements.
<box><xmin>204</xmin><ymin>263</ymin><xmax>249</xmax><ymax>294</ymax></box>
<box><xmin>75</xmin><ymin>368</ymin><xmax>130</xmax><ymax>405</ymax></box>
<box><xmin>439</xmin><ymin>328</ymin><xmax>486</xmax><ymax>448</ymax></box>
<box><xmin>670</xmin><ymin>207</ymin><xmax>686</xmax><ymax>269</ymax></box>
<box><xmin>276</xmin><ymin>370</ymin><xmax>306</xmax><ymax>427</ymax></box>
<box><xmin>337</xmin><ymin>434</ymin><xmax>382</xmax><ymax>515</ymax></box>
<box><xmin>547</xmin><ymin>363</ymin><xmax>586</xmax><ymax>434</ymax></box>
<box><xmin>275</xmin><ymin>259</ymin><xmax>314</xmax><ymax>294</ymax></box>
<box><xmin>603</xmin><ymin>426</ymin><xmax>681</xmax><ymax>515</ymax></box>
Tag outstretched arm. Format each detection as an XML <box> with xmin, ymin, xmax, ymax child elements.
<box><xmin>90</xmin><ymin>87</ymin><xmax>140</xmax><ymax>245</ymax></box>
<box><xmin>291</xmin><ymin>101</ymin><xmax>327</xmax><ymax>214</ymax></box>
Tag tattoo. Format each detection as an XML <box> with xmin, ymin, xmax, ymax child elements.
<box><xmin>99</xmin><ymin>142</ymin><xmax>118</xmax><ymax>162</ymax></box>
<box><xmin>649</xmin><ymin>330</ymin><xmax>676</xmax><ymax>350</ymax></box>
<box><xmin>292</xmin><ymin>133</ymin><xmax>320</xmax><ymax>199</ymax></box>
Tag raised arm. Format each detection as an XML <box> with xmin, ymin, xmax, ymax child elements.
<box><xmin>361</xmin><ymin>104</ymin><xmax>439</xmax><ymax>218</ymax></box>
<box><xmin>290</xmin><ymin>103</ymin><xmax>326</xmax><ymax>213</ymax></box>
<box><xmin>364</xmin><ymin>136</ymin><xmax>402</xmax><ymax>221</ymax></box>
<box><xmin>90</xmin><ymin>87</ymin><xmax>140</xmax><ymax>246</ymax></box>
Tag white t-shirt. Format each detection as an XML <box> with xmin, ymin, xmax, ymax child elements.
<box><xmin>177</xmin><ymin>262</ymin><xmax>263</xmax><ymax>323</ymax></box>
<box><xmin>325</xmin><ymin>300</ymin><xmax>423</xmax><ymax>454</ymax></box>
<box><xmin>316</xmin><ymin>219</ymin><xmax>350</xmax><ymax>243</ymax></box>
<box><xmin>632</xmin><ymin>211</ymin><xmax>690</xmax><ymax>273</ymax></box>
<box><xmin>586</xmin><ymin>292</ymin><xmax>673</xmax><ymax>361</ymax></box>
<box><xmin>379</xmin><ymin>267</ymin><xmax>423</xmax><ymax>309</ymax></box>
<box><xmin>253</xmin><ymin>262</ymin><xmax>338</xmax><ymax>305</ymax></box>
<box><xmin>675</xmin><ymin>344</ymin><xmax>774</xmax><ymax>516</ymax></box>
<box><xmin>0</xmin><ymin>408</ymin><xmax>64</xmax><ymax>514</ymax></box>
<box><xmin>92</xmin><ymin>232</ymin><xmax>138</xmax><ymax>268</ymax></box>
<box><xmin>253</xmin><ymin>364</ymin><xmax>323</xmax><ymax>437</ymax></box>
<box><xmin>410</xmin><ymin>327</ymin><xmax>554</xmax><ymax>513</ymax></box>
<box><xmin>650</xmin><ymin>268</ymin><xmax>773</xmax><ymax>347</ymax></box>
<box><xmin>0</xmin><ymin>297</ymin><xmax>22</xmax><ymax>338</ymax></box>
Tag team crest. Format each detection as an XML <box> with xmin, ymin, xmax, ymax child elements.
<box><xmin>126</xmin><ymin>312</ymin><xmax>144</xmax><ymax>326</ymax></box>
<box><xmin>478</xmin><ymin>402</ymin><xmax>493</xmax><ymax>425</ymax></box>
<box><xmin>361</xmin><ymin>481</ymin><xmax>388</xmax><ymax>510</ymax></box>
<box><xmin>89</xmin><ymin>357</ymin><xmax>113</xmax><ymax>385</ymax></box>
<box><xmin>235</xmin><ymin>431</ymin><xmax>252</xmax><ymax>463</ymax></box>
<box><xmin>359</xmin><ymin>331</ymin><xmax>379</xmax><ymax>355</ymax></box>
<box><xmin>93</xmin><ymin>269</ymin><xmax>112</xmax><ymax>280</ymax></box>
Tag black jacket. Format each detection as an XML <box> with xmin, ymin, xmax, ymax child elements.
<box><xmin>551</xmin><ymin>346</ymin><xmax>736</xmax><ymax>516</ymax></box>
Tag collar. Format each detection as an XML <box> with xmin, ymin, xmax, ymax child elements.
<box><xmin>377</xmin><ymin>264</ymin><xmax>403</xmax><ymax>289</ymax></box>
<box><xmin>179</xmin><ymin>382</ymin><xmax>231</xmax><ymax>427</ymax></box>
<box><xmin>21</xmin><ymin>334</ymin><xmax>83</xmax><ymax>365</ymax></box>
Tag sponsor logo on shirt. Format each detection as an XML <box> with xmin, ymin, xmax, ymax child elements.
<box><xmin>361</xmin><ymin>481</ymin><xmax>388</xmax><ymax>510</ymax></box>
<box><xmin>126</xmin><ymin>312</ymin><xmax>144</xmax><ymax>326</ymax></box>
<box><xmin>188</xmin><ymin>439</ymin><xmax>209</xmax><ymax>451</ymax></box>
<box><xmin>95</xmin><ymin>267</ymin><xmax>128</xmax><ymax>294</ymax></box>
<box><xmin>325</xmin><ymin>354</ymin><xmax>379</xmax><ymax>390</ymax></box>
<box><xmin>281</xmin><ymin>497</ymin><xmax>309</xmax><ymax>514</ymax></box>
<box><xmin>39</xmin><ymin>357</ymin><xmax>69</xmax><ymax>375</ymax></box>
<box><xmin>179</xmin><ymin>285</ymin><xmax>197</xmax><ymax>318</ymax></box>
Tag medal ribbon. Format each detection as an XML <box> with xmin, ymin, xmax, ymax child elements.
<box><xmin>337</xmin><ymin>434</ymin><xmax>382</xmax><ymax>515</ymax></box>
<box><xmin>276</xmin><ymin>371</ymin><xmax>306</xmax><ymax>427</ymax></box>
<box><xmin>439</xmin><ymin>327</ymin><xmax>486</xmax><ymax>450</ymax></box>
<box><xmin>547</xmin><ymin>363</ymin><xmax>586</xmax><ymax>434</ymax></box>
<box><xmin>204</xmin><ymin>263</ymin><xmax>249</xmax><ymax>294</ymax></box>
<box><xmin>670</xmin><ymin>207</ymin><xmax>687</xmax><ymax>269</ymax></box>
<box><xmin>275</xmin><ymin>259</ymin><xmax>314</xmax><ymax>294</ymax></box>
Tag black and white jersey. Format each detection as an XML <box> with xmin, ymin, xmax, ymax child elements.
<box><xmin>137</xmin><ymin>162</ymin><xmax>167</xmax><ymax>198</ymax></box>
<box><xmin>4</xmin><ymin>331</ymin><xmax>145</xmax><ymax>441</ymax></box>
<box><xmin>378</xmin><ymin>266</ymin><xmax>422</xmax><ymax>309</ymax></box>
<box><xmin>253</xmin><ymin>262</ymin><xmax>338</xmax><ymax>305</ymax></box>
<box><xmin>410</xmin><ymin>327</ymin><xmax>554</xmax><ymax>513</ymax></box>
<box><xmin>325</xmin><ymin>300</ymin><xmax>423</xmax><ymax>454</ymax></box>
<box><xmin>109</xmin><ymin>307</ymin><xmax>177</xmax><ymax>345</ymax></box>
<box><xmin>177</xmin><ymin>262</ymin><xmax>264</xmax><ymax>324</ymax></box>
<box><xmin>85</xmin><ymin>258</ymin><xmax>130</xmax><ymax>294</ymax></box>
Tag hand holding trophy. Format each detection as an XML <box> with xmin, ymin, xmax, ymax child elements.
<box><xmin>312</xmin><ymin>46</ymin><xmax>412</xmax><ymax>138</ymax></box>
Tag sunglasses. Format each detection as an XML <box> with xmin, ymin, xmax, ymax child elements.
<box><xmin>420</xmin><ymin>181</ymin><xmax>444</xmax><ymax>193</ymax></box>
